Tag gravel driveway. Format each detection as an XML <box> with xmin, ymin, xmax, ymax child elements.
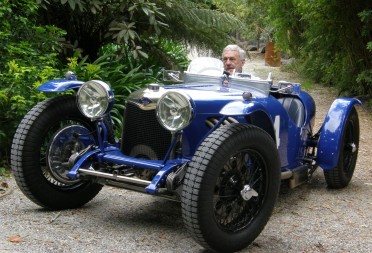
<box><xmin>1</xmin><ymin>54</ymin><xmax>371</xmax><ymax>253</ymax></box>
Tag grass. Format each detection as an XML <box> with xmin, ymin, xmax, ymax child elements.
<box><xmin>0</xmin><ymin>166</ymin><xmax>11</xmax><ymax>177</ymax></box>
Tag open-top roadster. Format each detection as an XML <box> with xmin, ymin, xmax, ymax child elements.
<box><xmin>11</xmin><ymin>57</ymin><xmax>360</xmax><ymax>252</ymax></box>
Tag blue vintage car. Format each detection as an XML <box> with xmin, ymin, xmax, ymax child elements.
<box><xmin>11</xmin><ymin>57</ymin><xmax>360</xmax><ymax>252</ymax></box>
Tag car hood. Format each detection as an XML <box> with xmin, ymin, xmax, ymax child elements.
<box><xmin>127</xmin><ymin>82</ymin><xmax>269</xmax><ymax>112</ymax></box>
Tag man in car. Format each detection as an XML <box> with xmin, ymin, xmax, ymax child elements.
<box><xmin>222</xmin><ymin>44</ymin><xmax>246</xmax><ymax>75</ymax></box>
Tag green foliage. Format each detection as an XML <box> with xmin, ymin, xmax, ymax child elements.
<box><xmin>146</xmin><ymin>38</ymin><xmax>190</xmax><ymax>70</ymax></box>
<box><xmin>266</xmin><ymin>0</ymin><xmax>372</xmax><ymax>96</ymax></box>
<box><xmin>0</xmin><ymin>153</ymin><xmax>11</xmax><ymax>176</ymax></box>
<box><xmin>0</xmin><ymin>0</ymin><xmax>65</xmax><ymax>165</ymax></box>
<box><xmin>0</xmin><ymin>60</ymin><xmax>62</xmax><ymax>164</ymax></box>
<box><xmin>36</xmin><ymin>0</ymin><xmax>243</xmax><ymax>63</ymax></box>
<box><xmin>356</xmin><ymin>69</ymin><xmax>372</xmax><ymax>95</ymax></box>
<box><xmin>212</xmin><ymin>0</ymin><xmax>267</xmax><ymax>44</ymax></box>
<box><xmin>156</xmin><ymin>0</ymin><xmax>243</xmax><ymax>51</ymax></box>
<box><xmin>0</xmin><ymin>2</ymin><xmax>65</xmax><ymax>68</ymax></box>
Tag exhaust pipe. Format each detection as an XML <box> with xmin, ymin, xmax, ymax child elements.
<box><xmin>79</xmin><ymin>168</ymin><xmax>151</xmax><ymax>186</ymax></box>
<box><xmin>79</xmin><ymin>168</ymin><xmax>179</xmax><ymax>201</ymax></box>
<box><xmin>281</xmin><ymin>171</ymin><xmax>293</xmax><ymax>180</ymax></box>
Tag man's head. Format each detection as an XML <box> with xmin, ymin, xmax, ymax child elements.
<box><xmin>222</xmin><ymin>44</ymin><xmax>246</xmax><ymax>75</ymax></box>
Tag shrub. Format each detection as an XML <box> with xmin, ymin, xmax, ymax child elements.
<box><xmin>0</xmin><ymin>0</ymin><xmax>64</xmax><ymax>167</ymax></box>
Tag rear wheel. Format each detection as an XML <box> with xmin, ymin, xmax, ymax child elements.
<box><xmin>181</xmin><ymin>124</ymin><xmax>280</xmax><ymax>252</ymax></box>
<box><xmin>11</xmin><ymin>95</ymin><xmax>103</xmax><ymax>209</ymax></box>
<box><xmin>324</xmin><ymin>107</ymin><xmax>359</xmax><ymax>188</ymax></box>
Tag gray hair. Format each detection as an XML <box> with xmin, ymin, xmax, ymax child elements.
<box><xmin>222</xmin><ymin>44</ymin><xmax>246</xmax><ymax>59</ymax></box>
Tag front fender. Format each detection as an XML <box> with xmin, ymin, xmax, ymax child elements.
<box><xmin>317</xmin><ymin>98</ymin><xmax>361</xmax><ymax>170</ymax></box>
<box><xmin>37</xmin><ymin>79</ymin><xmax>84</xmax><ymax>92</ymax></box>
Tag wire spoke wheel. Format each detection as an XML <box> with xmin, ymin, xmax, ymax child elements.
<box><xmin>182</xmin><ymin>124</ymin><xmax>280</xmax><ymax>252</ymax></box>
<box><xmin>11</xmin><ymin>95</ymin><xmax>103</xmax><ymax>209</ymax></box>
<box><xmin>213</xmin><ymin>149</ymin><xmax>266</xmax><ymax>233</ymax></box>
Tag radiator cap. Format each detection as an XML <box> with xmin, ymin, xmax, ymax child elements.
<box><xmin>148</xmin><ymin>83</ymin><xmax>160</xmax><ymax>91</ymax></box>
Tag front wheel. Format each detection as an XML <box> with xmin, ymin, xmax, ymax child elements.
<box><xmin>181</xmin><ymin>124</ymin><xmax>280</xmax><ymax>252</ymax></box>
<box><xmin>324</xmin><ymin>107</ymin><xmax>360</xmax><ymax>188</ymax></box>
<box><xmin>11</xmin><ymin>95</ymin><xmax>103</xmax><ymax>209</ymax></box>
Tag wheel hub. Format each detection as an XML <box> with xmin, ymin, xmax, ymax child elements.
<box><xmin>349</xmin><ymin>142</ymin><xmax>357</xmax><ymax>153</ymax></box>
<box><xmin>240</xmin><ymin>184</ymin><xmax>258</xmax><ymax>201</ymax></box>
<box><xmin>47</xmin><ymin>125</ymin><xmax>95</xmax><ymax>184</ymax></box>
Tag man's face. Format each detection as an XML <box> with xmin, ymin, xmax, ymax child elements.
<box><xmin>223</xmin><ymin>50</ymin><xmax>245</xmax><ymax>75</ymax></box>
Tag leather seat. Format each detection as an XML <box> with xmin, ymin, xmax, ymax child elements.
<box><xmin>277</xmin><ymin>97</ymin><xmax>305</xmax><ymax>127</ymax></box>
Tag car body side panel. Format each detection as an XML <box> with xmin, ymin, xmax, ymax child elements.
<box><xmin>317</xmin><ymin>98</ymin><xmax>361</xmax><ymax>170</ymax></box>
<box><xmin>196</xmin><ymin>96</ymin><xmax>304</xmax><ymax>169</ymax></box>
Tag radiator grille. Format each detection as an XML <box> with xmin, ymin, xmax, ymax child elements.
<box><xmin>121</xmin><ymin>102</ymin><xmax>172</xmax><ymax>160</ymax></box>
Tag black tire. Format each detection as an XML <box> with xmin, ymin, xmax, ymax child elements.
<box><xmin>11</xmin><ymin>95</ymin><xmax>103</xmax><ymax>209</ymax></box>
<box><xmin>181</xmin><ymin>124</ymin><xmax>280</xmax><ymax>252</ymax></box>
<box><xmin>324</xmin><ymin>107</ymin><xmax>359</xmax><ymax>188</ymax></box>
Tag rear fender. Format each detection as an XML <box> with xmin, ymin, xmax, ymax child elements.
<box><xmin>37</xmin><ymin>78</ymin><xmax>84</xmax><ymax>92</ymax></box>
<box><xmin>317</xmin><ymin>98</ymin><xmax>361</xmax><ymax>170</ymax></box>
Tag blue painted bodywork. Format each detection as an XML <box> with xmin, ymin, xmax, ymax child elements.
<box><xmin>38</xmin><ymin>68</ymin><xmax>360</xmax><ymax>194</ymax></box>
<box><xmin>37</xmin><ymin>79</ymin><xmax>84</xmax><ymax>92</ymax></box>
<box><xmin>158</xmin><ymin>84</ymin><xmax>316</xmax><ymax>170</ymax></box>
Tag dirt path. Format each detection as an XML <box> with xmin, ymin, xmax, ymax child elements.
<box><xmin>0</xmin><ymin>55</ymin><xmax>371</xmax><ymax>252</ymax></box>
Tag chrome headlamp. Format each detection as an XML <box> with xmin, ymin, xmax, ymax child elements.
<box><xmin>156</xmin><ymin>91</ymin><xmax>194</xmax><ymax>132</ymax></box>
<box><xmin>77</xmin><ymin>80</ymin><xmax>114</xmax><ymax>119</ymax></box>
